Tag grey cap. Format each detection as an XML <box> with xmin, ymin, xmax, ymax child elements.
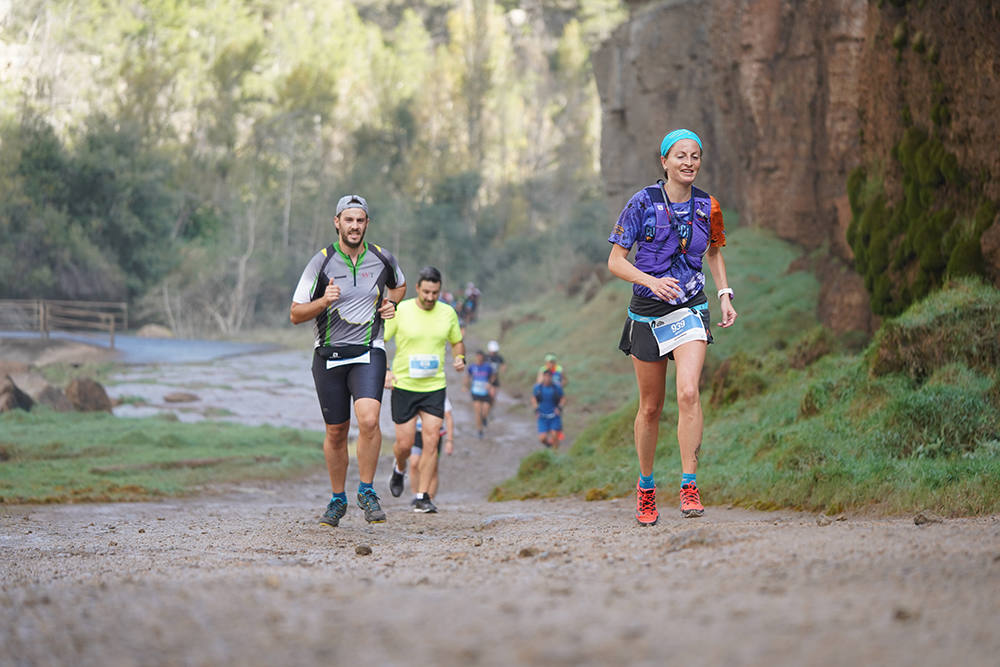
<box><xmin>336</xmin><ymin>194</ymin><xmax>369</xmax><ymax>216</ymax></box>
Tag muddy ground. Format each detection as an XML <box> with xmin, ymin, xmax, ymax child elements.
<box><xmin>2</xmin><ymin>345</ymin><xmax>999</xmax><ymax>666</ymax></box>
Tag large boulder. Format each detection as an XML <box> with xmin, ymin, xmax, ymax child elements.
<box><xmin>0</xmin><ymin>376</ymin><xmax>34</xmax><ymax>413</ymax></box>
<box><xmin>35</xmin><ymin>385</ymin><xmax>74</xmax><ymax>412</ymax></box>
<box><xmin>8</xmin><ymin>370</ymin><xmax>73</xmax><ymax>412</ymax></box>
<box><xmin>65</xmin><ymin>377</ymin><xmax>113</xmax><ymax>413</ymax></box>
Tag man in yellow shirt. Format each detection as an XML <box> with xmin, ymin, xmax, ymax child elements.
<box><xmin>384</xmin><ymin>266</ymin><xmax>466</xmax><ymax>513</ymax></box>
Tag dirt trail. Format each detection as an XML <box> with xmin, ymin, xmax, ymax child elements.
<box><xmin>2</xmin><ymin>351</ymin><xmax>999</xmax><ymax>666</ymax></box>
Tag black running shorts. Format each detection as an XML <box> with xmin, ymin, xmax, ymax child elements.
<box><xmin>618</xmin><ymin>295</ymin><xmax>713</xmax><ymax>362</ymax></box>
<box><xmin>391</xmin><ymin>387</ymin><xmax>446</xmax><ymax>424</ymax></box>
<box><xmin>311</xmin><ymin>347</ymin><xmax>387</xmax><ymax>425</ymax></box>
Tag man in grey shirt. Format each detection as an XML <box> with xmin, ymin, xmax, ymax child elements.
<box><xmin>291</xmin><ymin>194</ymin><xmax>406</xmax><ymax>526</ymax></box>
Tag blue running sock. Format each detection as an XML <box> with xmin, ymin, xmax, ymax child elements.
<box><xmin>682</xmin><ymin>473</ymin><xmax>697</xmax><ymax>488</ymax></box>
<box><xmin>639</xmin><ymin>473</ymin><xmax>655</xmax><ymax>490</ymax></box>
<box><xmin>358</xmin><ymin>482</ymin><xmax>374</xmax><ymax>494</ymax></box>
<box><xmin>331</xmin><ymin>492</ymin><xmax>347</xmax><ymax>502</ymax></box>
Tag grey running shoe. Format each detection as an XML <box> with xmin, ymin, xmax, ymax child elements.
<box><xmin>320</xmin><ymin>497</ymin><xmax>347</xmax><ymax>527</ymax></box>
<box><xmin>389</xmin><ymin>469</ymin><xmax>405</xmax><ymax>497</ymax></box>
<box><xmin>413</xmin><ymin>495</ymin><xmax>437</xmax><ymax>513</ymax></box>
<box><xmin>357</xmin><ymin>488</ymin><xmax>387</xmax><ymax>523</ymax></box>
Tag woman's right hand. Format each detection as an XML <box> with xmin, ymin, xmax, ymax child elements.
<box><xmin>645</xmin><ymin>275</ymin><xmax>682</xmax><ymax>301</ymax></box>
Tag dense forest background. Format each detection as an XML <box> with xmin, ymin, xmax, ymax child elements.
<box><xmin>0</xmin><ymin>0</ymin><xmax>625</xmax><ymax>334</ymax></box>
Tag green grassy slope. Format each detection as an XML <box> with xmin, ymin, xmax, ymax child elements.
<box><xmin>0</xmin><ymin>411</ymin><xmax>323</xmax><ymax>503</ymax></box>
<box><xmin>485</xmin><ymin>228</ymin><xmax>1000</xmax><ymax>517</ymax></box>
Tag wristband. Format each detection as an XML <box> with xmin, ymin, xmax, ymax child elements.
<box><xmin>717</xmin><ymin>288</ymin><xmax>734</xmax><ymax>300</ymax></box>
<box><xmin>456</xmin><ymin>355</ymin><xmax>465</xmax><ymax>361</ymax></box>
<box><xmin>386</xmin><ymin>299</ymin><xmax>397</xmax><ymax>307</ymax></box>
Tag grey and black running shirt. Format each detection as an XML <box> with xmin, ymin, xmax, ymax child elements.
<box><xmin>292</xmin><ymin>241</ymin><xmax>406</xmax><ymax>349</ymax></box>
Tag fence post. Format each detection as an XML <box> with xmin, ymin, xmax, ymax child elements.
<box><xmin>40</xmin><ymin>300</ymin><xmax>49</xmax><ymax>339</ymax></box>
<box><xmin>108</xmin><ymin>314</ymin><xmax>115</xmax><ymax>349</ymax></box>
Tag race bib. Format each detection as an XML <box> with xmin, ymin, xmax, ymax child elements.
<box><xmin>408</xmin><ymin>354</ymin><xmax>440</xmax><ymax>378</ymax></box>
<box><xmin>326</xmin><ymin>351</ymin><xmax>371</xmax><ymax>370</ymax></box>
<box><xmin>650</xmin><ymin>308</ymin><xmax>707</xmax><ymax>356</ymax></box>
<box><xmin>471</xmin><ymin>379</ymin><xmax>489</xmax><ymax>396</ymax></box>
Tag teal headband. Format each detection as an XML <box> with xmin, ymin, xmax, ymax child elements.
<box><xmin>660</xmin><ymin>129</ymin><xmax>703</xmax><ymax>156</ymax></box>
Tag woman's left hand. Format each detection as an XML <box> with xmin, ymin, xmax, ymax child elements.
<box><xmin>718</xmin><ymin>298</ymin><xmax>738</xmax><ymax>328</ymax></box>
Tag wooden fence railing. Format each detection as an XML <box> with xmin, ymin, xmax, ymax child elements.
<box><xmin>0</xmin><ymin>299</ymin><xmax>128</xmax><ymax>348</ymax></box>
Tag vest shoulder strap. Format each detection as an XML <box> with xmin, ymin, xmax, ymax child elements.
<box><xmin>366</xmin><ymin>243</ymin><xmax>398</xmax><ymax>289</ymax></box>
<box><xmin>311</xmin><ymin>244</ymin><xmax>338</xmax><ymax>301</ymax></box>
<box><xmin>642</xmin><ymin>182</ymin><xmax>669</xmax><ymax>242</ymax></box>
<box><xmin>645</xmin><ymin>182</ymin><xmax>666</xmax><ymax>204</ymax></box>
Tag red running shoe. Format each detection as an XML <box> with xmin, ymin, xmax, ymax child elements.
<box><xmin>635</xmin><ymin>482</ymin><xmax>659</xmax><ymax>526</ymax></box>
<box><xmin>679</xmin><ymin>483</ymin><xmax>704</xmax><ymax>518</ymax></box>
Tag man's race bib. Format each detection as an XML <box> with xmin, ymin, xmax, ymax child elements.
<box><xmin>471</xmin><ymin>379</ymin><xmax>489</xmax><ymax>396</ymax></box>
<box><xmin>326</xmin><ymin>351</ymin><xmax>371</xmax><ymax>370</ymax></box>
<box><xmin>408</xmin><ymin>354</ymin><xmax>440</xmax><ymax>378</ymax></box>
<box><xmin>650</xmin><ymin>308</ymin><xmax>707</xmax><ymax>356</ymax></box>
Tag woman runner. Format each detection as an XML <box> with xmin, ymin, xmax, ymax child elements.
<box><xmin>607</xmin><ymin>129</ymin><xmax>738</xmax><ymax>526</ymax></box>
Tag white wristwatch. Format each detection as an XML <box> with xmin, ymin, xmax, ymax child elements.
<box><xmin>717</xmin><ymin>288</ymin><xmax>734</xmax><ymax>300</ymax></box>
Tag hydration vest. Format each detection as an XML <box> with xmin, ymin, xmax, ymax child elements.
<box><xmin>639</xmin><ymin>181</ymin><xmax>713</xmax><ymax>273</ymax></box>
<box><xmin>310</xmin><ymin>242</ymin><xmax>398</xmax><ymax>353</ymax></box>
<box><xmin>310</xmin><ymin>243</ymin><xmax>397</xmax><ymax>302</ymax></box>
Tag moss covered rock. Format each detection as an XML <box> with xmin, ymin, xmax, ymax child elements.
<box><xmin>867</xmin><ymin>278</ymin><xmax>1000</xmax><ymax>381</ymax></box>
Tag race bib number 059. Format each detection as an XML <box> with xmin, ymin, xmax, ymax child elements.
<box><xmin>650</xmin><ymin>308</ymin><xmax>707</xmax><ymax>356</ymax></box>
<box><xmin>408</xmin><ymin>354</ymin><xmax>440</xmax><ymax>378</ymax></box>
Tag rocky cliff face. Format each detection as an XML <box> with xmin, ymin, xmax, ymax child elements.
<box><xmin>594</xmin><ymin>0</ymin><xmax>998</xmax><ymax>332</ymax></box>
<box><xmin>854</xmin><ymin>2</ymin><xmax>1000</xmax><ymax>300</ymax></box>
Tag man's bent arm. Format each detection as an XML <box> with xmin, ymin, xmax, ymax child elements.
<box><xmin>290</xmin><ymin>298</ymin><xmax>328</xmax><ymax>325</ymax></box>
<box><xmin>386</xmin><ymin>284</ymin><xmax>406</xmax><ymax>304</ymax></box>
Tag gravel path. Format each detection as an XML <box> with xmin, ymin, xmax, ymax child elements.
<box><xmin>2</xmin><ymin>351</ymin><xmax>999</xmax><ymax>666</ymax></box>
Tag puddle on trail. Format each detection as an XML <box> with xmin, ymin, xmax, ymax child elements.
<box><xmin>109</xmin><ymin>349</ymin><xmax>381</xmax><ymax>433</ymax></box>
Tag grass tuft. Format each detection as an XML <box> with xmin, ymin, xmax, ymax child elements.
<box><xmin>866</xmin><ymin>277</ymin><xmax>1000</xmax><ymax>380</ymax></box>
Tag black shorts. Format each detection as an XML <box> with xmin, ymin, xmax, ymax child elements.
<box><xmin>471</xmin><ymin>393</ymin><xmax>492</xmax><ymax>404</ymax></box>
<box><xmin>311</xmin><ymin>347</ymin><xmax>386</xmax><ymax>425</ymax></box>
<box><xmin>391</xmin><ymin>387</ymin><xmax>446</xmax><ymax>424</ymax></box>
<box><xmin>618</xmin><ymin>294</ymin><xmax>713</xmax><ymax>362</ymax></box>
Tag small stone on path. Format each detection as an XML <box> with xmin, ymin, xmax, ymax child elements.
<box><xmin>164</xmin><ymin>392</ymin><xmax>200</xmax><ymax>403</ymax></box>
<box><xmin>914</xmin><ymin>511</ymin><xmax>944</xmax><ymax>526</ymax></box>
<box><xmin>355</xmin><ymin>544</ymin><xmax>373</xmax><ymax>556</ymax></box>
